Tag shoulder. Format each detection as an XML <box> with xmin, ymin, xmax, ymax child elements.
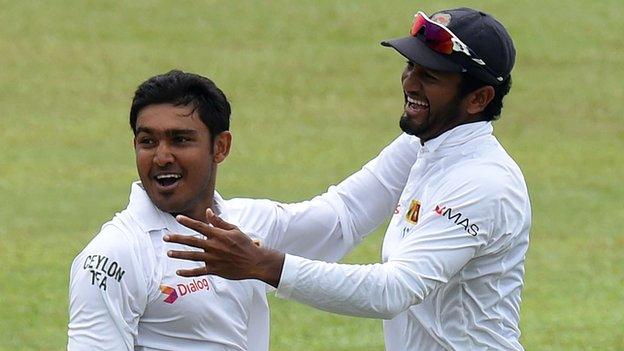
<box><xmin>428</xmin><ymin>150</ymin><xmax>530</xmax><ymax>231</ymax></box>
<box><xmin>366</xmin><ymin>133</ymin><xmax>421</xmax><ymax>169</ymax></box>
<box><xmin>222</xmin><ymin>197</ymin><xmax>282</xmax><ymax>239</ymax></box>
<box><xmin>224</xmin><ymin>197</ymin><xmax>278</xmax><ymax>218</ymax></box>
<box><xmin>441</xmin><ymin>145</ymin><xmax>527</xmax><ymax>201</ymax></box>
<box><xmin>80</xmin><ymin>214</ymin><xmax>143</xmax><ymax>255</ymax></box>
<box><xmin>393</xmin><ymin>132</ymin><xmax>422</xmax><ymax>148</ymax></box>
<box><xmin>71</xmin><ymin>214</ymin><xmax>149</xmax><ymax>279</ymax></box>
<box><xmin>430</xmin><ymin>147</ymin><xmax>530</xmax><ymax>238</ymax></box>
<box><xmin>70</xmin><ymin>214</ymin><xmax>156</xmax><ymax>296</ymax></box>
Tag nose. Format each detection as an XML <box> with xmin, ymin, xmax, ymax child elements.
<box><xmin>154</xmin><ymin>142</ymin><xmax>174</xmax><ymax>167</ymax></box>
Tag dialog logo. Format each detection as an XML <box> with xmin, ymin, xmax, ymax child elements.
<box><xmin>160</xmin><ymin>278</ymin><xmax>210</xmax><ymax>304</ymax></box>
<box><xmin>160</xmin><ymin>285</ymin><xmax>178</xmax><ymax>304</ymax></box>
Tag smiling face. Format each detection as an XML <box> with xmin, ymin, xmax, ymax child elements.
<box><xmin>400</xmin><ymin>61</ymin><xmax>468</xmax><ymax>142</ymax></box>
<box><xmin>134</xmin><ymin>103</ymin><xmax>230</xmax><ymax>221</ymax></box>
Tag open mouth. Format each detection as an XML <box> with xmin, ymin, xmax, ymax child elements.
<box><xmin>405</xmin><ymin>96</ymin><xmax>429</xmax><ymax>113</ymax></box>
<box><xmin>154</xmin><ymin>173</ymin><xmax>182</xmax><ymax>189</ymax></box>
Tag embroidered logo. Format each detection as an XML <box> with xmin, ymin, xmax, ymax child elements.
<box><xmin>405</xmin><ymin>200</ymin><xmax>421</xmax><ymax>224</ymax></box>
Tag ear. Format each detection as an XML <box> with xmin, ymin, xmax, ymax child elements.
<box><xmin>465</xmin><ymin>85</ymin><xmax>495</xmax><ymax>115</ymax></box>
<box><xmin>212</xmin><ymin>131</ymin><xmax>232</xmax><ymax>164</ymax></box>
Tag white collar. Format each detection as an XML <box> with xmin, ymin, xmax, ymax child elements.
<box><xmin>126</xmin><ymin>181</ymin><xmax>226</xmax><ymax>233</ymax></box>
<box><xmin>420</xmin><ymin>121</ymin><xmax>493</xmax><ymax>156</ymax></box>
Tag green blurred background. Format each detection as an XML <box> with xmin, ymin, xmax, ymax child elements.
<box><xmin>1</xmin><ymin>1</ymin><xmax>622</xmax><ymax>350</ymax></box>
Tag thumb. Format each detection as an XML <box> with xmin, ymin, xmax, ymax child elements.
<box><xmin>206</xmin><ymin>208</ymin><xmax>238</xmax><ymax>230</ymax></box>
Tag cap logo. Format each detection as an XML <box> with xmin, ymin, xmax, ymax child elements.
<box><xmin>431</xmin><ymin>13</ymin><xmax>451</xmax><ymax>27</ymax></box>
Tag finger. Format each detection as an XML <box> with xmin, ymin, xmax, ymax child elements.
<box><xmin>175</xmin><ymin>215</ymin><xmax>219</xmax><ymax>238</ymax></box>
<box><xmin>167</xmin><ymin>249</ymin><xmax>208</xmax><ymax>262</ymax></box>
<box><xmin>205</xmin><ymin>208</ymin><xmax>238</xmax><ymax>230</ymax></box>
<box><xmin>176</xmin><ymin>266</ymin><xmax>209</xmax><ymax>277</ymax></box>
<box><xmin>163</xmin><ymin>234</ymin><xmax>208</xmax><ymax>249</ymax></box>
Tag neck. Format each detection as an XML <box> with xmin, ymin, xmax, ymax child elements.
<box><xmin>181</xmin><ymin>197</ymin><xmax>215</xmax><ymax>223</ymax></box>
<box><xmin>420</xmin><ymin>113</ymin><xmax>484</xmax><ymax>144</ymax></box>
<box><xmin>175</xmin><ymin>167</ymin><xmax>218</xmax><ymax>223</ymax></box>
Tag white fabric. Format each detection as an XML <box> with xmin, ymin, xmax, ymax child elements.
<box><xmin>68</xmin><ymin>133</ymin><xmax>420</xmax><ymax>351</ymax></box>
<box><xmin>276</xmin><ymin>122</ymin><xmax>531</xmax><ymax>350</ymax></box>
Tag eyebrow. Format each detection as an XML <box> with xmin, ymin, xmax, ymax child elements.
<box><xmin>135</xmin><ymin>127</ymin><xmax>199</xmax><ymax>137</ymax></box>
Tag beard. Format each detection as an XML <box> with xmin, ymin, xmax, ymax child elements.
<box><xmin>399</xmin><ymin>113</ymin><xmax>419</xmax><ymax>136</ymax></box>
<box><xmin>399</xmin><ymin>97</ymin><xmax>463</xmax><ymax>140</ymax></box>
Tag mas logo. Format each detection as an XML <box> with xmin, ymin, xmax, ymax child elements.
<box><xmin>159</xmin><ymin>278</ymin><xmax>210</xmax><ymax>304</ymax></box>
<box><xmin>405</xmin><ymin>200</ymin><xmax>421</xmax><ymax>224</ymax></box>
<box><xmin>434</xmin><ymin>205</ymin><xmax>480</xmax><ymax>236</ymax></box>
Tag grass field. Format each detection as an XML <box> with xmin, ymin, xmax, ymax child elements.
<box><xmin>1</xmin><ymin>1</ymin><xmax>623</xmax><ymax>350</ymax></box>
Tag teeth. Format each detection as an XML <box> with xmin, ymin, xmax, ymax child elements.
<box><xmin>156</xmin><ymin>174</ymin><xmax>181</xmax><ymax>180</ymax></box>
<box><xmin>407</xmin><ymin>96</ymin><xmax>428</xmax><ymax>107</ymax></box>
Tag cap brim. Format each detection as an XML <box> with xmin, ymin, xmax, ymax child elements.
<box><xmin>381</xmin><ymin>36</ymin><xmax>463</xmax><ymax>72</ymax></box>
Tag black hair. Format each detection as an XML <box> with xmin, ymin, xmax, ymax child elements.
<box><xmin>457</xmin><ymin>74</ymin><xmax>512</xmax><ymax>121</ymax></box>
<box><xmin>129</xmin><ymin>70</ymin><xmax>230</xmax><ymax>139</ymax></box>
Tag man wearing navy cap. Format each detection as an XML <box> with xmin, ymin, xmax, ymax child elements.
<box><xmin>166</xmin><ymin>8</ymin><xmax>531</xmax><ymax>350</ymax></box>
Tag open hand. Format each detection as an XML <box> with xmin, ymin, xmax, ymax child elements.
<box><xmin>163</xmin><ymin>209</ymin><xmax>284</xmax><ymax>287</ymax></box>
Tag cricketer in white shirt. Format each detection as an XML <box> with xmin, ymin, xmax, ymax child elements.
<box><xmin>67</xmin><ymin>133</ymin><xmax>420</xmax><ymax>351</ymax></box>
<box><xmin>276</xmin><ymin>122</ymin><xmax>531</xmax><ymax>350</ymax></box>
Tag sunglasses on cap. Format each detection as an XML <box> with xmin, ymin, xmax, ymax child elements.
<box><xmin>410</xmin><ymin>11</ymin><xmax>503</xmax><ymax>83</ymax></box>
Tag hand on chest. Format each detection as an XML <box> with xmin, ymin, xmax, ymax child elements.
<box><xmin>145</xmin><ymin>239</ymin><xmax>258</xmax><ymax>328</ymax></box>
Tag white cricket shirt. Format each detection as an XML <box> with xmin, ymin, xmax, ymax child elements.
<box><xmin>277</xmin><ymin>122</ymin><xmax>531</xmax><ymax>350</ymax></box>
<box><xmin>68</xmin><ymin>133</ymin><xmax>421</xmax><ymax>351</ymax></box>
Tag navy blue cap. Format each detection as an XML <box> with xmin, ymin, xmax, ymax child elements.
<box><xmin>381</xmin><ymin>8</ymin><xmax>516</xmax><ymax>85</ymax></box>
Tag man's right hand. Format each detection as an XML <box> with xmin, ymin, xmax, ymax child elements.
<box><xmin>163</xmin><ymin>209</ymin><xmax>286</xmax><ymax>288</ymax></box>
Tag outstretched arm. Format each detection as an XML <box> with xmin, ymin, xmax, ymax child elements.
<box><xmin>165</xmin><ymin>209</ymin><xmax>478</xmax><ymax>318</ymax></box>
<box><xmin>261</xmin><ymin>133</ymin><xmax>420</xmax><ymax>261</ymax></box>
<box><xmin>166</xmin><ymin>176</ymin><xmax>498</xmax><ymax>319</ymax></box>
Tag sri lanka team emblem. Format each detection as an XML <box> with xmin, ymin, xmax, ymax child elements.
<box><xmin>405</xmin><ymin>200</ymin><xmax>421</xmax><ymax>224</ymax></box>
